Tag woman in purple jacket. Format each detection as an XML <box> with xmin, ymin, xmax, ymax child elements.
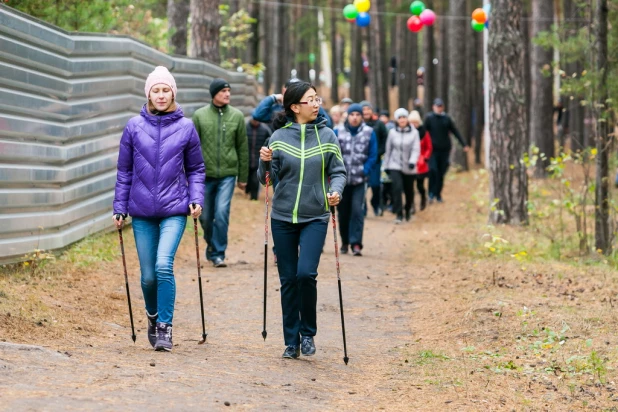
<box><xmin>113</xmin><ymin>66</ymin><xmax>205</xmax><ymax>352</ymax></box>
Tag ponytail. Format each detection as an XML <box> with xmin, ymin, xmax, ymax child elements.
<box><xmin>272</xmin><ymin>110</ymin><xmax>292</xmax><ymax>130</ymax></box>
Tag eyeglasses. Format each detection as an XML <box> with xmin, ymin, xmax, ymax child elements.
<box><xmin>297</xmin><ymin>96</ymin><xmax>323</xmax><ymax>106</ymax></box>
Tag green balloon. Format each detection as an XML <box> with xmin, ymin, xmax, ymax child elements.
<box><xmin>410</xmin><ymin>1</ymin><xmax>425</xmax><ymax>16</ymax></box>
<box><xmin>471</xmin><ymin>19</ymin><xmax>484</xmax><ymax>32</ymax></box>
<box><xmin>343</xmin><ymin>4</ymin><xmax>358</xmax><ymax>20</ymax></box>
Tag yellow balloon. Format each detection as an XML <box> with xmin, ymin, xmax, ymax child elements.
<box><xmin>354</xmin><ymin>0</ymin><xmax>371</xmax><ymax>13</ymax></box>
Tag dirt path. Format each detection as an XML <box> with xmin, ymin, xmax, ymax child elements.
<box><xmin>1</xmin><ymin>172</ymin><xmax>616</xmax><ymax>410</ymax></box>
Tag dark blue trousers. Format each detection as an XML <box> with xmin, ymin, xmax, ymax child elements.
<box><xmin>271</xmin><ymin>218</ymin><xmax>328</xmax><ymax>347</ymax></box>
<box><xmin>337</xmin><ymin>183</ymin><xmax>366</xmax><ymax>248</ymax></box>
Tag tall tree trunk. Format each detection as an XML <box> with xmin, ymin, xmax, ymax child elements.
<box><xmin>438</xmin><ymin>0</ymin><xmax>449</xmax><ymax>108</ymax></box>
<box><xmin>522</xmin><ymin>7</ymin><xmax>531</xmax><ymax>143</ymax></box>
<box><xmin>368</xmin><ymin>0</ymin><xmax>389</xmax><ymax>111</ymax></box>
<box><xmin>488</xmin><ymin>0</ymin><xmax>528</xmax><ymax>225</ymax></box>
<box><xmin>296</xmin><ymin>0</ymin><xmax>310</xmax><ymax>82</ymax></box>
<box><xmin>563</xmin><ymin>0</ymin><xmax>585</xmax><ymax>151</ymax></box>
<box><xmin>276</xmin><ymin>3</ymin><xmax>289</xmax><ymax>87</ymax></box>
<box><xmin>422</xmin><ymin>0</ymin><xmax>436</xmax><ymax>113</ymax></box>
<box><xmin>189</xmin><ymin>0</ymin><xmax>221</xmax><ymax>63</ymax></box>
<box><xmin>595</xmin><ymin>0</ymin><xmax>611</xmax><ymax>253</ymax></box>
<box><xmin>448</xmin><ymin>0</ymin><xmax>468</xmax><ymax>170</ymax></box>
<box><xmin>350</xmin><ymin>24</ymin><xmax>364</xmax><ymax>102</ymax></box>
<box><xmin>245</xmin><ymin>1</ymin><xmax>259</xmax><ymax>65</ymax></box>
<box><xmin>167</xmin><ymin>0</ymin><xmax>190</xmax><ymax>55</ymax></box>
<box><xmin>330</xmin><ymin>0</ymin><xmax>339</xmax><ymax>104</ymax></box>
<box><xmin>530</xmin><ymin>0</ymin><xmax>555</xmax><ymax>177</ymax></box>
<box><xmin>259</xmin><ymin>0</ymin><xmax>271</xmax><ymax>94</ymax></box>
<box><xmin>473</xmin><ymin>28</ymin><xmax>484</xmax><ymax>164</ymax></box>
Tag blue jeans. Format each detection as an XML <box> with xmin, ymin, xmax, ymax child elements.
<box><xmin>337</xmin><ymin>183</ymin><xmax>366</xmax><ymax>248</ymax></box>
<box><xmin>132</xmin><ymin>216</ymin><xmax>186</xmax><ymax>325</ymax></box>
<box><xmin>271</xmin><ymin>218</ymin><xmax>327</xmax><ymax>347</ymax></box>
<box><xmin>200</xmin><ymin>176</ymin><xmax>236</xmax><ymax>261</ymax></box>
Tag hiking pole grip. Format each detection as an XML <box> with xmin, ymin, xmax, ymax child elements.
<box><xmin>192</xmin><ymin>203</ymin><xmax>207</xmax><ymax>344</ymax></box>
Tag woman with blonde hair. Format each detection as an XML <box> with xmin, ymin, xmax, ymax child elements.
<box><xmin>408</xmin><ymin>110</ymin><xmax>433</xmax><ymax>210</ymax></box>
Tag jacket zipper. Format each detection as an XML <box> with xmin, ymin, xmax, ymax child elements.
<box><xmin>292</xmin><ymin>124</ymin><xmax>306</xmax><ymax>224</ymax></box>
<box><xmin>155</xmin><ymin>117</ymin><xmax>161</xmax><ymax>213</ymax></box>
<box><xmin>217</xmin><ymin>108</ymin><xmax>222</xmax><ymax>177</ymax></box>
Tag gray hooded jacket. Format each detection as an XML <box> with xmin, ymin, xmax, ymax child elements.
<box><xmin>258</xmin><ymin>117</ymin><xmax>347</xmax><ymax>224</ymax></box>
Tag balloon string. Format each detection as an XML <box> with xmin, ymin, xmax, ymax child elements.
<box><xmin>247</xmin><ymin>0</ymin><xmax>589</xmax><ymax>23</ymax></box>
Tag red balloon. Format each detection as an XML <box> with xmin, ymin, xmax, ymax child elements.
<box><xmin>407</xmin><ymin>15</ymin><xmax>423</xmax><ymax>32</ymax></box>
<box><xmin>346</xmin><ymin>17</ymin><xmax>356</xmax><ymax>23</ymax></box>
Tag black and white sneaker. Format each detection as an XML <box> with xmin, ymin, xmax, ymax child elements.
<box><xmin>146</xmin><ymin>311</ymin><xmax>158</xmax><ymax>348</ymax></box>
<box><xmin>212</xmin><ymin>257</ymin><xmax>227</xmax><ymax>268</ymax></box>
<box><xmin>154</xmin><ymin>322</ymin><xmax>173</xmax><ymax>352</ymax></box>
<box><xmin>282</xmin><ymin>345</ymin><xmax>300</xmax><ymax>359</ymax></box>
<box><xmin>301</xmin><ymin>336</ymin><xmax>316</xmax><ymax>356</ymax></box>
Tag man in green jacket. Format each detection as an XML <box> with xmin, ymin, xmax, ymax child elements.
<box><xmin>192</xmin><ymin>78</ymin><xmax>248</xmax><ymax>267</ymax></box>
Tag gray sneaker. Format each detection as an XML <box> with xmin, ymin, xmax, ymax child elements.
<box><xmin>301</xmin><ymin>336</ymin><xmax>316</xmax><ymax>356</ymax></box>
<box><xmin>213</xmin><ymin>257</ymin><xmax>227</xmax><ymax>268</ymax></box>
<box><xmin>154</xmin><ymin>322</ymin><xmax>173</xmax><ymax>352</ymax></box>
<box><xmin>146</xmin><ymin>311</ymin><xmax>158</xmax><ymax>348</ymax></box>
<box><xmin>282</xmin><ymin>345</ymin><xmax>300</xmax><ymax>359</ymax></box>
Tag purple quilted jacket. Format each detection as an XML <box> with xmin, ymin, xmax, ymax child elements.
<box><xmin>113</xmin><ymin>105</ymin><xmax>206</xmax><ymax>218</ymax></box>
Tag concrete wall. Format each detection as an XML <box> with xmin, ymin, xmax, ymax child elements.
<box><xmin>0</xmin><ymin>4</ymin><xmax>259</xmax><ymax>262</ymax></box>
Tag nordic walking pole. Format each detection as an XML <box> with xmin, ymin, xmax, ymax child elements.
<box><xmin>328</xmin><ymin>199</ymin><xmax>349</xmax><ymax>365</ymax></box>
<box><xmin>116</xmin><ymin>215</ymin><xmax>136</xmax><ymax>343</ymax></box>
<box><xmin>192</xmin><ymin>204</ymin><xmax>208</xmax><ymax>344</ymax></box>
<box><xmin>262</xmin><ymin>171</ymin><xmax>270</xmax><ymax>341</ymax></box>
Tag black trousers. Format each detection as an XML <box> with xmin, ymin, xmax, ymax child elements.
<box><xmin>414</xmin><ymin>173</ymin><xmax>428</xmax><ymax>201</ymax></box>
<box><xmin>246</xmin><ymin>167</ymin><xmax>259</xmax><ymax>200</ymax></box>
<box><xmin>271</xmin><ymin>218</ymin><xmax>327</xmax><ymax>347</ymax></box>
<box><xmin>429</xmin><ymin>150</ymin><xmax>450</xmax><ymax>199</ymax></box>
<box><xmin>389</xmin><ymin>170</ymin><xmax>415</xmax><ymax>218</ymax></box>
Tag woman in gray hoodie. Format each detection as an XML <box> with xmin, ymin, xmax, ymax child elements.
<box><xmin>383</xmin><ymin>108</ymin><xmax>420</xmax><ymax>223</ymax></box>
<box><xmin>258</xmin><ymin>82</ymin><xmax>347</xmax><ymax>359</ymax></box>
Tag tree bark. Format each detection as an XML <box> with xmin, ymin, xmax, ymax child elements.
<box><xmin>422</xmin><ymin>0</ymin><xmax>436</xmax><ymax>113</ymax></box>
<box><xmin>488</xmin><ymin>0</ymin><xmax>528</xmax><ymax>225</ymax></box>
<box><xmin>189</xmin><ymin>0</ymin><xmax>221</xmax><ymax>63</ymax></box>
<box><xmin>259</xmin><ymin>0</ymin><xmax>271</xmax><ymax>94</ymax></box>
<box><xmin>350</xmin><ymin>24</ymin><xmax>365</xmax><ymax>102</ymax></box>
<box><xmin>473</xmin><ymin>28</ymin><xmax>484</xmax><ymax>165</ymax></box>
<box><xmin>530</xmin><ymin>0</ymin><xmax>555</xmax><ymax>177</ymax></box>
<box><xmin>368</xmin><ymin>0</ymin><xmax>389</xmax><ymax>111</ymax></box>
<box><xmin>595</xmin><ymin>0</ymin><xmax>611</xmax><ymax>253</ymax></box>
<box><xmin>167</xmin><ymin>0</ymin><xmax>190</xmax><ymax>55</ymax></box>
<box><xmin>438</xmin><ymin>0</ymin><xmax>449</xmax><ymax>108</ymax></box>
<box><xmin>563</xmin><ymin>0</ymin><xmax>585</xmax><ymax>151</ymax></box>
<box><xmin>448</xmin><ymin>0</ymin><xmax>468</xmax><ymax>170</ymax></box>
<box><xmin>330</xmin><ymin>0</ymin><xmax>339</xmax><ymax>104</ymax></box>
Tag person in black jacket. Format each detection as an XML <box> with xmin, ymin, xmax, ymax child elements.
<box><xmin>424</xmin><ymin>98</ymin><xmax>469</xmax><ymax>203</ymax></box>
<box><xmin>246</xmin><ymin>117</ymin><xmax>272</xmax><ymax>200</ymax></box>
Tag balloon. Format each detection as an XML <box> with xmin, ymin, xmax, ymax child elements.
<box><xmin>485</xmin><ymin>19</ymin><xmax>489</xmax><ymax>29</ymax></box>
<box><xmin>472</xmin><ymin>8</ymin><xmax>487</xmax><ymax>24</ymax></box>
<box><xmin>356</xmin><ymin>12</ymin><xmax>371</xmax><ymax>27</ymax></box>
<box><xmin>354</xmin><ymin>0</ymin><xmax>371</xmax><ymax>13</ymax></box>
<box><xmin>407</xmin><ymin>15</ymin><xmax>423</xmax><ymax>33</ymax></box>
<box><xmin>343</xmin><ymin>4</ymin><xmax>358</xmax><ymax>20</ymax></box>
<box><xmin>471</xmin><ymin>19</ymin><xmax>484</xmax><ymax>32</ymax></box>
<box><xmin>410</xmin><ymin>1</ymin><xmax>426</xmax><ymax>16</ymax></box>
<box><xmin>346</xmin><ymin>17</ymin><xmax>356</xmax><ymax>23</ymax></box>
<box><xmin>419</xmin><ymin>9</ymin><xmax>436</xmax><ymax>26</ymax></box>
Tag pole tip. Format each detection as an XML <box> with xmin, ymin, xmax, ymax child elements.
<box><xmin>262</xmin><ymin>330</ymin><xmax>267</xmax><ymax>341</ymax></box>
<box><xmin>131</xmin><ymin>335</ymin><xmax>136</xmax><ymax>343</ymax></box>
<box><xmin>343</xmin><ymin>356</ymin><xmax>349</xmax><ymax>365</ymax></box>
<box><xmin>198</xmin><ymin>333</ymin><xmax>208</xmax><ymax>345</ymax></box>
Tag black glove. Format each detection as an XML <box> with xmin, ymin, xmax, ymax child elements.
<box><xmin>408</xmin><ymin>163</ymin><xmax>416</xmax><ymax>170</ymax></box>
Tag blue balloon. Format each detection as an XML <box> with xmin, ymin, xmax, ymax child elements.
<box><xmin>485</xmin><ymin>19</ymin><xmax>489</xmax><ymax>29</ymax></box>
<box><xmin>356</xmin><ymin>12</ymin><xmax>371</xmax><ymax>27</ymax></box>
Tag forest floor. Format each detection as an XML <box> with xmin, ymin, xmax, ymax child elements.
<box><xmin>1</xmin><ymin>168</ymin><xmax>617</xmax><ymax>411</ymax></box>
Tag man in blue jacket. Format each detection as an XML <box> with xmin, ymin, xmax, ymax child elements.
<box><xmin>253</xmin><ymin>78</ymin><xmax>332</xmax><ymax>129</ymax></box>
<box><xmin>334</xmin><ymin>103</ymin><xmax>378</xmax><ymax>256</ymax></box>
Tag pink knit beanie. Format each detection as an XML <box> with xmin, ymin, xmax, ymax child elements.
<box><xmin>144</xmin><ymin>66</ymin><xmax>177</xmax><ymax>99</ymax></box>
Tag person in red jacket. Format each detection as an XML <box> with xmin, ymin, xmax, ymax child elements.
<box><xmin>409</xmin><ymin>110</ymin><xmax>433</xmax><ymax>211</ymax></box>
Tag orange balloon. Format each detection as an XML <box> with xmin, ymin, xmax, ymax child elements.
<box><xmin>472</xmin><ymin>8</ymin><xmax>487</xmax><ymax>24</ymax></box>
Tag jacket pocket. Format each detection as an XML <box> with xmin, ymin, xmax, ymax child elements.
<box><xmin>299</xmin><ymin>184</ymin><xmax>327</xmax><ymax>217</ymax></box>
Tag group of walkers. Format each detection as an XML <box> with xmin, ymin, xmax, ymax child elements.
<box><xmin>112</xmin><ymin>66</ymin><xmax>466</xmax><ymax>358</ymax></box>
